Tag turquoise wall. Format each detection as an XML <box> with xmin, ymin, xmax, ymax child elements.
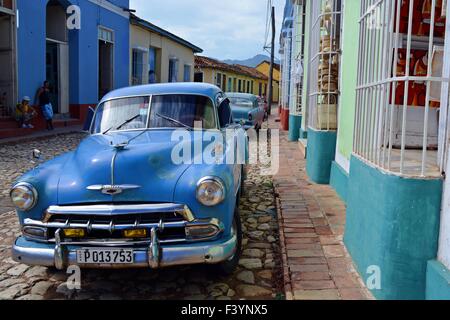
<box><xmin>330</xmin><ymin>161</ymin><xmax>349</xmax><ymax>202</ymax></box>
<box><xmin>345</xmin><ymin>156</ymin><xmax>442</xmax><ymax>300</ymax></box>
<box><xmin>289</xmin><ymin>115</ymin><xmax>302</xmax><ymax>141</ymax></box>
<box><xmin>306</xmin><ymin>129</ymin><xmax>337</xmax><ymax>184</ymax></box>
<box><xmin>426</xmin><ymin>260</ymin><xmax>450</xmax><ymax>300</ymax></box>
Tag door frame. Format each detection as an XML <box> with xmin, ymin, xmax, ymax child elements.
<box><xmin>46</xmin><ymin>38</ymin><xmax>69</xmax><ymax>114</ymax></box>
<box><xmin>98</xmin><ymin>26</ymin><xmax>115</xmax><ymax>100</ymax></box>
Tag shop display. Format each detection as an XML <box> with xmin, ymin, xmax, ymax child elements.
<box><xmin>315</xmin><ymin>0</ymin><xmax>340</xmax><ymax>130</ymax></box>
<box><xmin>397</xmin><ymin>0</ymin><xmax>446</xmax><ymax>37</ymax></box>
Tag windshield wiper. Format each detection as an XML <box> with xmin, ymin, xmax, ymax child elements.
<box><xmin>102</xmin><ymin>114</ymin><xmax>141</xmax><ymax>135</ymax></box>
<box><xmin>155</xmin><ymin>113</ymin><xmax>193</xmax><ymax>130</ymax></box>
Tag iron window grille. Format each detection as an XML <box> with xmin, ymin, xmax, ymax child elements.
<box><xmin>290</xmin><ymin>0</ymin><xmax>307</xmax><ymax>117</ymax></box>
<box><xmin>308</xmin><ymin>0</ymin><xmax>342</xmax><ymax>131</ymax></box>
<box><xmin>354</xmin><ymin>0</ymin><xmax>449</xmax><ymax>177</ymax></box>
<box><xmin>281</xmin><ymin>32</ymin><xmax>293</xmax><ymax>113</ymax></box>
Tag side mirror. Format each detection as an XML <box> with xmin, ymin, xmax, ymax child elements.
<box><xmin>32</xmin><ymin>149</ymin><xmax>42</xmax><ymax>160</ymax></box>
<box><xmin>83</xmin><ymin>106</ymin><xmax>95</xmax><ymax>132</ymax></box>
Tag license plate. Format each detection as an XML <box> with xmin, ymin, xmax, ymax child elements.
<box><xmin>76</xmin><ymin>248</ymin><xmax>134</xmax><ymax>264</ymax></box>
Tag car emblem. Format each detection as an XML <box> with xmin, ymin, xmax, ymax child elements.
<box><xmin>87</xmin><ymin>185</ymin><xmax>141</xmax><ymax>195</ymax></box>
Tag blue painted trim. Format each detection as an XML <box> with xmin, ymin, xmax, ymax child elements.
<box><xmin>288</xmin><ymin>114</ymin><xmax>302</xmax><ymax>141</ymax></box>
<box><xmin>306</xmin><ymin>129</ymin><xmax>337</xmax><ymax>184</ymax></box>
<box><xmin>345</xmin><ymin>155</ymin><xmax>442</xmax><ymax>300</ymax></box>
<box><xmin>330</xmin><ymin>161</ymin><xmax>348</xmax><ymax>203</ymax></box>
<box><xmin>426</xmin><ymin>260</ymin><xmax>450</xmax><ymax>300</ymax></box>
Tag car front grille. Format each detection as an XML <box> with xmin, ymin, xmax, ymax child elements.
<box><xmin>46</xmin><ymin>211</ymin><xmax>187</xmax><ymax>242</ymax></box>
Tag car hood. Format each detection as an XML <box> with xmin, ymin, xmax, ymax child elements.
<box><xmin>57</xmin><ymin>130</ymin><xmax>205</xmax><ymax>205</ymax></box>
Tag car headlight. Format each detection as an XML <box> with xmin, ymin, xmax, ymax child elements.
<box><xmin>196</xmin><ymin>177</ymin><xmax>225</xmax><ymax>207</ymax></box>
<box><xmin>10</xmin><ymin>182</ymin><xmax>38</xmax><ymax>211</ymax></box>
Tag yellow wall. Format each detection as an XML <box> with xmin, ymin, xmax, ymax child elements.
<box><xmin>195</xmin><ymin>67</ymin><xmax>269</xmax><ymax>97</ymax></box>
<box><xmin>256</xmin><ymin>62</ymin><xmax>280</xmax><ymax>103</ymax></box>
<box><xmin>130</xmin><ymin>24</ymin><xmax>196</xmax><ymax>85</ymax></box>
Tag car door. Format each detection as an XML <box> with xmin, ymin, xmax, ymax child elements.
<box><xmin>218</xmin><ymin>96</ymin><xmax>244</xmax><ymax>196</ymax></box>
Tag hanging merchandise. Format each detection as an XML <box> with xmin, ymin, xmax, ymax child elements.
<box><xmin>321</xmin><ymin>0</ymin><xmax>333</xmax><ymax>29</ymax></box>
<box><xmin>430</xmin><ymin>45</ymin><xmax>444</xmax><ymax>105</ymax></box>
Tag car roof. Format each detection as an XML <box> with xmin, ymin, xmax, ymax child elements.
<box><xmin>100</xmin><ymin>83</ymin><xmax>223</xmax><ymax>104</ymax></box>
<box><xmin>225</xmin><ymin>92</ymin><xmax>258</xmax><ymax>101</ymax></box>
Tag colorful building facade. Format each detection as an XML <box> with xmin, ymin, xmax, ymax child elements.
<box><xmin>1</xmin><ymin>0</ymin><xmax>131</xmax><ymax>139</ymax></box>
<box><xmin>194</xmin><ymin>55</ymin><xmax>269</xmax><ymax>96</ymax></box>
<box><xmin>255</xmin><ymin>60</ymin><xmax>280</xmax><ymax>104</ymax></box>
<box><xmin>130</xmin><ymin>14</ymin><xmax>202</xmax><ymax>86</ymax></box>
<box><xmin>282</xmin><ymin>0</ymin><xmax>450</xmax><ymax>299</ymax></box>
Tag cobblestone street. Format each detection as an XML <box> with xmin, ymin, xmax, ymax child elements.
<box><xmin>0</xmin><ymin>132</ymin><xmax>284</xmax><ymax>300</ymax></box>
<box><xmin>0</xmin><ymin>115</ymin><xmax>372</xmax><ymax>300</ymax></box>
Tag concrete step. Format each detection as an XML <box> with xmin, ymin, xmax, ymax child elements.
<box><xmin>299</xmin><ymin>138</ymin><xmax>307</xmax><ymax>159</ymax></box>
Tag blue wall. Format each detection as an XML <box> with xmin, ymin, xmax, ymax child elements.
<box><xmin>306</xmin><ymin>129</ymin><xmax>337</xmax><ymax>184</ymax></box>
<box><xmin>16</xmin><ymin>0</ymin><xmax>130</xmax><ymax>107</ymax></box>
<box><xmin>330</xmin><ymin>161</ymin><xmax>348</xmax><ymax>203</ymax></box>
<box><xmin>345</xmin><ymin>156</ymin><xmax>442</xmax><ymax>300</ymax></box>
<box><xmin>426</xmin><ymin>260</ymin><xmax>450</xmax><ymax>300</ymax></box>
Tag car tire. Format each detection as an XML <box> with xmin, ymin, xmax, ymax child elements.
<box><xmin>214</xmin><ymin>205</ymin><xmax>242</xmax><ymax>275</ymax></box>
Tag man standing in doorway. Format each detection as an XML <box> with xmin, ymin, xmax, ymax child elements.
<box><xmin>37</xmin><ymin>81</ymin><xmax>54</xmax><ymax>130</ymax></box>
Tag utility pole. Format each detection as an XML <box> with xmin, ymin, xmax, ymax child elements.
<box><xmin>268</xmin><ymin>6</ymin><xmax>276</xmax><ymax>115</ymax></box>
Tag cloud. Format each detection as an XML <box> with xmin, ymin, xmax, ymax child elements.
<box><xmin>129</xmin><ymin>0</ymin><xmax>284</xmax><ymax>60</ymax></box>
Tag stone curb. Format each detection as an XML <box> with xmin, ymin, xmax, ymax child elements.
<box><xmin>275</xmin><ymin>194</ymin><xmax>294</xmax><ymax>301</ymax></box>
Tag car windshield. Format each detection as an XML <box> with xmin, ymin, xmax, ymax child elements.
<box><xmin>229</xmin><ymin>97</ymin><xmax>254</xmax><ymax>109</ymax></box>
<box><xmin>91</xmin><ymin>94</ymin><xmax>217</xmax><ymax>133</ymax></box>
<box><xmin>92</xmin><ymin>96</ymin><xmax>150</xmax><ymax>134</ymax></box>
<box><xmin>149</xmin><ymin>95</ymin><xmax>216</xmax><ymax>129</ymax></box>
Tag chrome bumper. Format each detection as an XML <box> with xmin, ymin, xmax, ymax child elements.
<box><xmin>12</xmin><ymin>231</ymin><xmax>237</xmax><ymax>270</ymax></box>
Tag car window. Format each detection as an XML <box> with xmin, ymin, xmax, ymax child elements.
<box><xmin>229</xmin><ymin>97</ymin><xmax>254</xmax><ymax>108</ymax></box>
<box><xmin>149</xmin><ymin>94</ymin><xmax>216</xmax><ymax>129</ymax></box>
<box><xmin>218</xmin><ymin>99</ymin><xmax>233</xmax><ymax>128</ymax></box>
<box><xmin>92</xmin><ymin>96</ymin><xmax>150</xmax><ymax>134</ymax></box>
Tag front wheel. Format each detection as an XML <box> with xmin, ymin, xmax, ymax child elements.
<box><xmin>214</xmin><ymin>206</ymin><xmax>242</xmax><ymax>275</ymax></box>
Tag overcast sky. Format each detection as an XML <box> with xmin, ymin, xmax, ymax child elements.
<box><xmin>129</xmin><ymin>0</ymin><xmax>284</xmax><ymax>61</ymax></box>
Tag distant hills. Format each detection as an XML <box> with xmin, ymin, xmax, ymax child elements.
<box><xmin>222</xmin><ymin>54</ymin><xmax>280</xmax><ymax>68</ymax></box>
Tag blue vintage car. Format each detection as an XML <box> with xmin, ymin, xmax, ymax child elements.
<box><xmin>10</xmin><ymin>83</ymin><xmax>246</xmax><ymax>274</ymax></box>
<box><xmin>226</xmin><ymin>93</ymin><xmax>265</xmax><ymax>130</ymax></box>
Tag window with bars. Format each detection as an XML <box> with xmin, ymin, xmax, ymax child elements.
<box><xmin>132</xmin><ymin>49</ymin><xmax>145</xmax><ymax>85</ymax></box>
<box><xmin>354</xmin><ymin>0</ymin><xmax>449</xmax><ymax>177</ymax></box>
<box><xmin>281</xmin><ymin>33</ymin><xmax>293</xmax><ymax>111</ymax></box>
<box><xmin>308</xmin><ymin>0</ymin><xmax>342</xmax><ymax>131</ymax></box>
<box><xmin>168</xmin><ymin>58</ymin><xmax>178</xmax><ymax>83</ymax></box>
<box><xmin>290</xmin><ymin>0</ymin><xmax>307</xmax><ymax>116</ymax></box>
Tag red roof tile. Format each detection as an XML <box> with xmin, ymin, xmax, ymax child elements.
<box><xmin>195</xmin><ymin>56</ymin><xmax>268</xmax><ymax>80</ymax></box>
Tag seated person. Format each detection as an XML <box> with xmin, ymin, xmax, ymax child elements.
<box><xmin>16</xmin><ymin>96</ymin><xmax>37</xmax><ymax>129</ymax></box>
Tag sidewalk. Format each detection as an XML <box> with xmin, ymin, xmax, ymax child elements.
<box><xmin>0</xmin><ymin>125</ymin><xmax>83</xmax><ymax>145</ymax></box>
<box><xmin>269</xmin><ymin>115</ymin><xmax>373</xmax><ymax>300</ymax></box>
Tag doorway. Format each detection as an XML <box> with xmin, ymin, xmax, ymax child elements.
<box><xmin>0</xmin><ymin>10</ymin><xmax>16</xmax><ymax>118</ymax></box>
<box><xmin>99</xmin><ymin>41</ymin><xmax>113</xmax><ymax>100</ymax></box>
<box><xmin>98</xmin><ymin>27</ymin><xmax>114</xmax><ymax>100</ymax></box>
<box><xmin>46</xmin><ymin>0</ymin><xmax>69</xmax><ymax>115</ymax></box>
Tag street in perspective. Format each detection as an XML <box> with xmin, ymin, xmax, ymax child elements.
<box><xmin>0</xmin><ymin>0</ymin><xmax>449</xmax><ymax>307</ymax></box>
